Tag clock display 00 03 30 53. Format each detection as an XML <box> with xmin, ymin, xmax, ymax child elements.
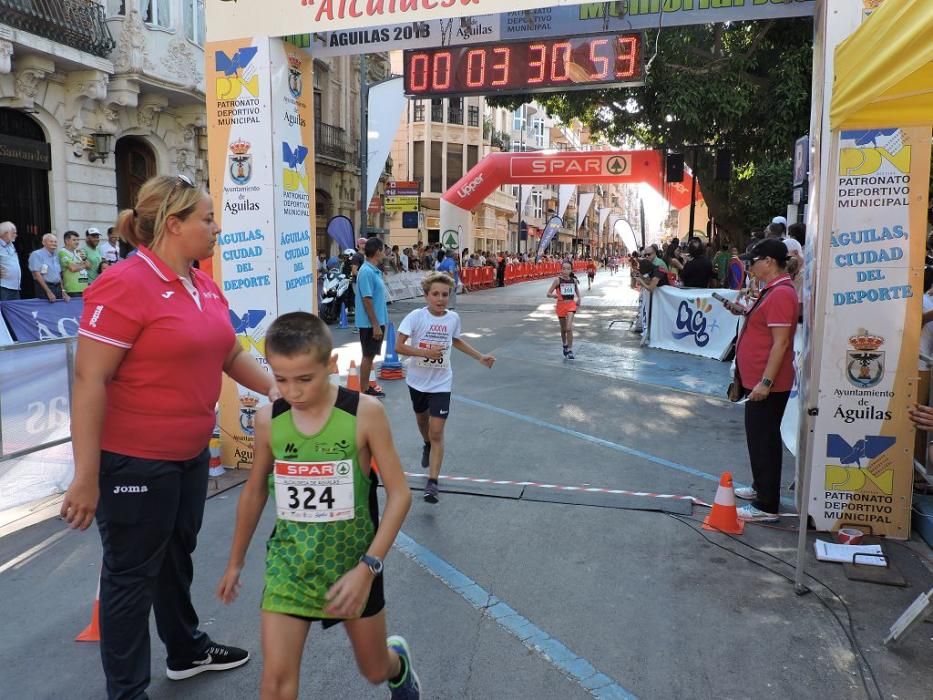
<box><xmin>403</xmin><ymin>33</ymin><xmax>644</xmax><ymax>98</ymax></box>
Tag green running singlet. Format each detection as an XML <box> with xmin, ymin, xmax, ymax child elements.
<box><xmin>262</xmin><ymin>388</ymin><xmax>379</xmax><ymax>620</ymax></box>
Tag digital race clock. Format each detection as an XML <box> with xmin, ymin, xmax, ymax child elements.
<box><xmin>403</xmin><ymin>33</ymin><xmax>644</xmax><ymax>98</ymax></box>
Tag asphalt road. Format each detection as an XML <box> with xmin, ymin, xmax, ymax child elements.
<box><xmin>1</xmin><ymin>271</ymin><xmax>931</xmax><ymax>700</ymax></box>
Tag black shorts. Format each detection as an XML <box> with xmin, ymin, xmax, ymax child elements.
<box><xmin>359</xmin><ymin>325</ymin><xmax>385</xmax><ymax>358</ymax></box>
<box><xmin>408</xmin><ymin>387</ymin><xmax>451</xmax><ymax>419</ymax></box>
<box><xmin>285</xmin><ymin>576</ymin><xmax>385</xmax><ymax>629</ymax></box>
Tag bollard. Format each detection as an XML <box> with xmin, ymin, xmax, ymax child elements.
<box><xmin>338</xmin><ymin>302</ymin><xmax>349</xmax><ymax>329</ymax></box>
<box><xmin>378</xmin><ymin>321</ymin><xmax>405</xmax><ymax>380</ymax></box>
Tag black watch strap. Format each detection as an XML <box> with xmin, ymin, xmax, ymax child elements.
<box><xmin>360</xmin><ymin>554</ymin><xmax>383</xmax><ymax>576</ymax></box>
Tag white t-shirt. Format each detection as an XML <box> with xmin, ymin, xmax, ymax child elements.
<box><xmin>399</xmin><ymin>307</ymin><xmax>461</xmax><ymax>393</ymax></box>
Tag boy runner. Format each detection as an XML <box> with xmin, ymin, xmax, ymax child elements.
<box><xmin>217</xmin><ymin>312</ymin><xmax>420</xmax><ymax>699</ymax></box>
<box><xmin>395</xmin><ymin>273</ymin><xmax>495</xmax><ymax>503</ymax></box>
<box><xmin>585</xmin><ymin>257</ymin><xmax>597</xmax><ymax>290</ymax></box>
<box><xmin>546</xmin><ymin>261</ymin><xmax>583</xmax><ymax>359</ymax></box>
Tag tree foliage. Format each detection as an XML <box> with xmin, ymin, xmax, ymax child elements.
<box><xmin>491</xmin><ymin>18</ymin><xmax>814</xmax><ymax>239</ymax></box>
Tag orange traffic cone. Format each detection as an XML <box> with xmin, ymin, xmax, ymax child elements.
<box><xmin>76</xmin><ymin>575</ymin><xmax>101</xmax><ymax>642</ymax></box>
<box><xmin>346</xmin><ymin>360</ymin><xmax>360</xmax><ymax>392</ymax></box>
<box><xmin>702</xmin><ymin>472</ymin><xmax>745</xmax><ymax>534</ymax></box>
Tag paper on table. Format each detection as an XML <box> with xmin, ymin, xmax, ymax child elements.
<box><xmin>814</xmin><ymin>540</ymin><xmax>887</xmax><ymax>567</ymax></box>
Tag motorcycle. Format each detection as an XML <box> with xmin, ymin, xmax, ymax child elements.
<box><xmin>319</xmin><ymin>267</ymin><xmax>354</xmax><ymax>325</ymax></box>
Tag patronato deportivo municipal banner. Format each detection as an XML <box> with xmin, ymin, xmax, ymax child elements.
<box><xmin>207</xmin><ymin>37</ymin><xmax>318</xmax><ymax>469</ymax></box>
<box><xmin>806</xmin><ymin>127</ymin><xmax>931</xmax><ymax>538</ymax></box>
<box><xmin>647</xmin><ymin>286</ymin><xmax>740</xmax><ymax>361</ymax></box>
<box><xmin>208</xmin><ymin>0</ymin><xmax>814</xmax><ymax>44</ymax></box>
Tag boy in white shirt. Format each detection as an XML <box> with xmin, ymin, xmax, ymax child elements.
<box><xmin>395</xmin><ymin>272</ymin><xmax>495</xmax><ymax>503</ymax></box>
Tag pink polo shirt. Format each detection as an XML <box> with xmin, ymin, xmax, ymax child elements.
<box><xmin>736</xmin><ymin>275</ymin><xmax>798</xmax><ymax>392</ymax></box>
<box><xmin>78</xmin><ymin>246</ymin><xmax>235</xmax><ymax>461</ymax></box>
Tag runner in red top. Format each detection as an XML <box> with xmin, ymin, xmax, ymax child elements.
<box><xmin>61</xmin><ymin>174</ymin><xmax>275</xmax><ymax>699</ymax></box>
<box><xmin>585</xmin><ymin>257</ymin><xmax>597</xmax><ymax>290</ymax></box>
<box><xmin>546</xmin><ymin>261</ymin><xmax>583</xmax><ymax>359</ymax></box>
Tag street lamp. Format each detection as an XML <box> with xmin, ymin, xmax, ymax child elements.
<box><xmin>86</xmin><ymin>132</ymin><xmax>113</xmax><ymax>163</ymax></box>
<box><xmin>515</xmin><ymin>104</ymin><xmax>537</xmax><ymax>255</ymax></box>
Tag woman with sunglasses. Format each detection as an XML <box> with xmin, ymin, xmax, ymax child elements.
<box><xmin>61</xmin><ymin>174</ymin><xmax>275</xmax><ymax>699</ymax></box>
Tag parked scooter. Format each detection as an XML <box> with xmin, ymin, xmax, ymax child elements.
<box><xmin>319</xmin><ymin>266</ymin><xmax>354</xmax><ymax>324</ymax></box>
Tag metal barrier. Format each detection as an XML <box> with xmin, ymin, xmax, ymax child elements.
<box><xmin>0</xmin><ymin>336</ymin><xmax>75</xmax><ymax>463</ymax></box>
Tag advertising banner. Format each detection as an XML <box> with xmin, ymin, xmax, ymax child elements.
<box><xmin>205</xmin><ymin>37</ymin><xmax>278</xmax><ymax>469</ymax></box>
<box><xmin>304</xmin><ymin>2</ymin><xmax>815</xmax><ymax>58</ymax></box>
<box><xmin>781</xmin><ymin>328</ymin><xmax>804</xmax><ymax>457</ymax></box>
<box><xmin>536</xmin><ymin>216</ymin><xmax>562</xmax><ymax>259</ymax></box>
<box><xmin>647</xmin><ymin>286</ymin><xmax>740</xmax><ymax>361</ymax></box>
<box><xmin>805</xmin><ymin>127</ymin><xmax>931</xmax><ymax>538</ymax></box>
<box><xmin>367</xmin><ymin>79</ymin><xmax>409</xmax><ymax>205</ymax></box>
<box><xmin>271</xmin><ymin>39</ymin><xmax>317</xmax><ymax>316</ymax></box>
<box><xmin>0</xmin><ymin>299</ymin><xmax>82</xmax><ymax>342</ymax></box>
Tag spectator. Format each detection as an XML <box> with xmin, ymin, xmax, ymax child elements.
<box><xmin>643</xmin><ymin>245</ymin><xmax>668</xmax><ymax>272</ymax></box>
<box><xmin>350</xmin><ymin>237</ymin><xmax>367</xmax><ymax>279</ymax></box>
<box><xmin>436</xmin><ymin>249</ymin><xmax>459</xmax><ymax>309</ymax></box>
<box><xmin>99</xmin><ymin>227</ymin><xmax>121</xmax><ymax>264</ymax></box>
<box><xmin>84</xmin><ymin>228</ymin><xmax>104</xmax><ymax>284</ymax></box>
<box><xmin>388</xmin><ymin>244</ymin><xmax>400</xmax><ymax>273</ymax></box>
<box><xmin>400</xmin><ymin>247</ymin><xmax>410</xmax><ymax>272</ymax></box>
<box><xmin>767</xmin><ymin>220</ymin><xmax>803</xmax><ymax>260</ymax></box>
<box><xmin>59</xmin><ymin>230</ymin><xmax>90</xmax><ymax>298</ymax></box>
<box><xmin>788</xmin><ymin>222</ymin><xmax>806</xmax><ymax>252</ymax></box>
<box><xmin>0</xmin><ymin>220</ymin><xmax>20</xmax><ymax>300</ymax></box>
<box><xmin>712</xmin><ymin>243</ymin><xmax>732</xmax><ymax>287</ymax></box>
<box><xmin>28</xmin><ymin>233</ymin><xmax>67</xmax><ymax>302</ymax></box>
<box><xmin>478</xmin><ymin>251</ymin><xmax>486</xmax><ymax>266</ymax></box>
<box><xmin>680</xmin><ymin>239</ymin><xmax>714</xmax><ymax>288</ymax></box>
<box><xmin>496</xmin><ymin>253</ymin><xmax>506</xmax><ymax>287</ymax></box>
<box><xmin>355</xmin><ymin>237</ymin><xmax>389</xmax><ymax>398</ymax></box>
<box><xmin>726</xmin><ymin>246</ymin><xmax>746</xmax><ymax>290</ymax></box>
<box><xmin>635</xmin><ymin>257</ymin><xmax>669</xmax><ymax>291</ymax></box>
<box><xmin>733</xmin><ymin>239</ymin><xmax>798</xmax><ymax>523</ymax></box>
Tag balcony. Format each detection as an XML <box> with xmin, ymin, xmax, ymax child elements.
<box><xmin>316</xmin><ymin>122</ymin><xmax>348</xmax><ymax>163</ymax></box>
<box><xmin>430</xmin><ymin>102</ymin><xmax>444</xmax><ymax>122</ymax></box>
<box><xmin>448</xmin><ymin>107</ymin><xmax>463</xmax><ymax>125</ymax></box>
<box><xmin>0</xmin><ymin>0</ymin><xmax>115</xmax><ymax>58</ymax></box>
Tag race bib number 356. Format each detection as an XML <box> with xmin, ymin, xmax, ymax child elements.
<box><xmin>417</xmin><ymin>341</ymin><xmax>451</xmax><ymax>368</ymax></box>
<box><xmin>274</xmin><ymin>460</ymin><xmax>355</xmax><ymax>523</ymax></box>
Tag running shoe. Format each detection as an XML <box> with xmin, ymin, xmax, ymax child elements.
<box><xmin>421</xmin><ymin>442</ymin><xmax>431</xmax><ymax>469</ymax></box>
<box><xmin>363</xmin><ymin>386</ymin><xmax>386</xmax><ymax>398</ymax></box>
<box><xmin>423</xmin><ymin>480</ymin><xmax>439</xmax><ymax>503</ymax></box>
<box><xmin>734</xmin><ymin>486</ymin><xmax>757</xmax><ymax>500</ymax></box>
<box><xmin>736</xmin><ymin>503</ymin><xmax>779</xmax><ymax>523</ymax></box>
<box><xmin>369</xmin><ymin>381</ymin><xmax>385</xmax><ymax>394</ymax></box>
<box><xmin>166</xmin><ymin>643</ymin><xmax>250</xmax><ymax>680</ymax></box>
<box><xmin>566</xmin><ymin>350</ymin><xmax>575</xmax><ymax>360</ymax></box>
<box><xmin>387</xmin><ymin>635</ymin><xmax>421</xmax><ymax>699</ymax></box>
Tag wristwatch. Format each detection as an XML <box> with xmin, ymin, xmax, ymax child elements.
<box><xmin>760</xmin><ymin>378</ymin><xmax>774</xmax><ymax>388</ymax></box>
<box><xmin>359</xmin><ymin>554</ymin><xmax>384</xmax><ymax>576</ymax></box>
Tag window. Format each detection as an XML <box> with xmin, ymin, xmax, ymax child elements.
<box><xmin>430</xmin><ymin>141</ymin><xmax>443</xmax><ymax>192</ymax></box>
<box><xmin>531</xmin><ymin>118</ymin><xmax>545</xmax><ymax>148</ymax></box>
<box><xmin>412</xmin><ymin>141</ymin><xmax>425</xmax><ymax>187</ymax></box>
<box><xmin>185</xmin><ymin>0</ymin><xmax>205</xmax><ymax>45</ymax></box>
<box><xmin>467</xmin><ymin>144</ymin><xmax>478</xmax><ymax>171</ymax></box>
<box><xmin>413</xmin><ymin>100</ymin><xmax>424</xmax><ymax>122</ymax></box>
<box><xmin>314</xmin><ymin>91</ymin><xmax>322</xmax><ymax>124</ymax></box>
<box><xmin>511</xmin><ymin>185</ymin><xmax>520</xmax><ymax>199</ymax></box>
<box><xmin>532</xmin><ymin>191</ymin><xmax>543</xmax><ymax>218</ymax></box>
<box><xmin>512</xmin><ymin>107</ymin><xmax>526</xmax><ymax>132</ymax></box>
<box><xmin>430</xmin><ymin>99</ymin><xmax>443</xmax><ymax>122</ymax></box>
<box><xmin>468</xmin><ymin>105</ymin><xmax>479</xmax><ymax>128</ymax></box>
<box><xmin>448</xmin><ymin>98</ymin><xmax>463</xmax><ymax>125</ymax></box>
<box><xmin>144</xmin><ymin>0</ymin><xmax>171</xmax><ymax>28</ymax></box>
<box><xmin>446</xmin><ymin>143</ymin><xmax>463</xmax><ymax>189</ymax></box>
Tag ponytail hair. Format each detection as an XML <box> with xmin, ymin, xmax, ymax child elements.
<box><xmin>114</xmin><ymin>175</ymin><xmax>203</xmax><ymax>249</ymax></box>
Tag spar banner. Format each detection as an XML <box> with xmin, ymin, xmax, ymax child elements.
<box><xmin>536</xmin><ymin>216</ymin><xmax>562</xmax><ymax>260</ymax></box>
<box><xmin>271</xmin><ymin>40</ymin><xmax>316</xmax><ymax>316</ymax></box>
<box><xmin>306</xmin><ymin>2</ymin><xmax>815</xmax><ymax>58</ymax></box>
<box><xmin>806</xmin><ymin>127</ymin><xmax>932</xmax><ymax>538</ymax></box>
<box><xmin>0</xmin><ymin>299</ymin><xmax>82</xmax><ymax>342</ymax></box>
<box><xmin>206</xmin><ymin>37</ymin><xmax>279</xmax><ymax>469</ymax></box>
<box><xmin>647</xmin><ymin>286</ymin><xmax>740</xmax><ymax>361</ymax></box>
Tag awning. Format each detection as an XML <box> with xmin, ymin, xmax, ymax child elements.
<box><xmin>830</xmin><ymin>1</ymin><xmax>933</xmax><ymax>129</ymax></box>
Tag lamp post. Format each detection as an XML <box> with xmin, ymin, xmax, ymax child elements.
<box><xmin>515</xmin><ymin>104</ymin><xmax>537</xmax><ymax>255</ymax></box>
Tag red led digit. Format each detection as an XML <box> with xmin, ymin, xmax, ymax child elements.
<box><xmin>466</xmin><ymin>49</ymin><xmax>486</xmax><ymax>88</ymax></box>
<box><xmin>409</xmin><ymin>53</ymin><xmax>429</xmax><ymax>92</ymax></box>
<box><xmin>550</xmin><ymin>41</ymin><xmax>572</xmax><ymax>82</ymax></box>
<box><xmin>433</xmin><ymin>51</ymin><xmax>451</xmax><ymax>90</ymax></box>
<box><xmin>588</xmin><ymin>38</ymin><xmax>610</xmax><ymax>79</ymax></box>
<box><xmin>490</xmin><ymin>47</ymin><xmax>510</xmax><ymax>87</ymax></box>
<box><xmin>528</xmin><ymin>44</ymin><xmax>546</xmax><ymax>84</ymax></box>
<box><xmin>616</xmin><ymin>35</ymin><xmax>638</xmax><ymax>79</ymax></box>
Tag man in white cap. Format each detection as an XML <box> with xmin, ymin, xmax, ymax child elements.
<box><xmin>83</xmin><ymin>227</ymin><xmax>103</xmax><ymax>284</ymax></box>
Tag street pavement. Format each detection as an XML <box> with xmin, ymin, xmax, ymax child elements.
<box><xmin>1</xmin><ymin>270</ymin><xmax>932</xmax><ymax>699</ymax></box>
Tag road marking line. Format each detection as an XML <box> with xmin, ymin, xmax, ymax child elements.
<box><xmin>452</xmin><ymin>395</ymin><xmax>796</xmax><ymax>509</ymax></box>
<box><xmin>394</xmin><ymin>531</ymin><xmax>639</xmax><ymax>700</ymax></box>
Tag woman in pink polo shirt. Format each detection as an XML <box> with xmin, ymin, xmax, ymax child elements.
<box><xmin>60</xmin><ymin>174</ymin><xmax>273</xmax><ymax>700</ymax></box>
<box><xmin>731</xmin><ymin>238</ymin><xmax>798</xmax><ymax>523</ymax></box>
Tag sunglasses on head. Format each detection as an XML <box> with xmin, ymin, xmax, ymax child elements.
<box><xmin>169</xmin><ymin>173</ymin><xmax>195</xmax><ymax>198</ymax></box>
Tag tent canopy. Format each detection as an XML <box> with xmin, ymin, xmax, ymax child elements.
<box><xmin>830</xmin><ymin>1</ymin><xmax>933</xmax><ymax>129</ymax></box>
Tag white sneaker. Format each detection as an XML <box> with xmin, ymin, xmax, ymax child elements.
<box><xmin>734</xmin><ymin>486</ymin><xmax>757</xmax><ymax>500</ymax></box>
<box><xmin>736</xmin><ymin>503</ymin><xmax>779</xmax><ymax>523</ymax></box>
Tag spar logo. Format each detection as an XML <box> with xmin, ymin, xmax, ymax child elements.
<box><xmin>456</xmin><ymin>173</ymin><xmax>484</xmax><ymax>200</ymax></box>
<box><xmin>215</xmin><ymin>47</ymin><xmax>260</xmax><ymax>101</ymax></box>
<box><xmin>839</xmin><ymin>129</ymin><xmax>909</xmax><ymax>176</ymax></box>
<box><xmin>672</xmin><ymin>297</ymin><xmax>717</xmax><ymax>348</ymax></box>
<box><xmin>282</xmin><ymin>142</ymin><xmax>310</xmax><ymax>192</ymax></box>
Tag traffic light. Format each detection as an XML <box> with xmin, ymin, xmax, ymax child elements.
<box><xmin>665</xmin><ymin>153</ymin><xmax>684</xmax><ymax>183</ymax></box>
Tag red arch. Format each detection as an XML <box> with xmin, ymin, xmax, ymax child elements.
<box><xmin>441</xmin><ymin>149</ymin><xmax>696</xmax><ymax>211</ymax></box>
